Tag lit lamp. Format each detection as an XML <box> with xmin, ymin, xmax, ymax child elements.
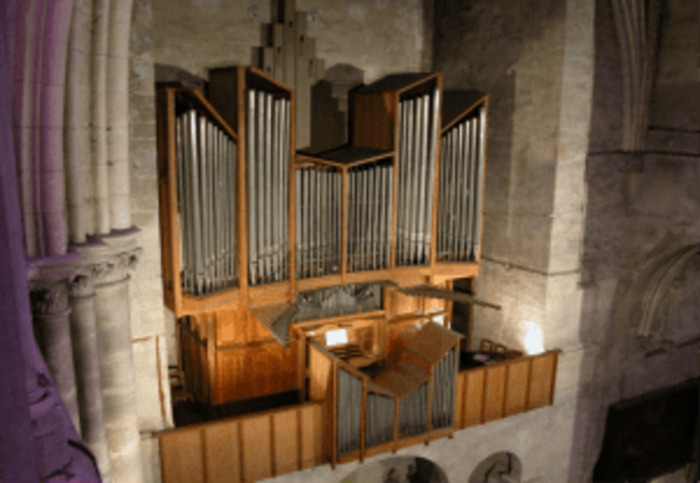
<box><xmin>522</xmin><ymin>321</ymin><xmax>545</xmax><ymax>355</ymax></box>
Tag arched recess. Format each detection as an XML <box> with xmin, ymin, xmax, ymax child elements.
<box><xmin>469</xmin><ymin>451</ymin><xmax>522</xmax><ymax>483</ymax></box>
<box><xmin>339</xmin><ymin>455</ymin><xmax>449</xmax><ymax>483</ymax></box>
<box><xmin>637</xmin><ymin>244</ymin><xmax>700</xmax><ymax>346</ymax></box>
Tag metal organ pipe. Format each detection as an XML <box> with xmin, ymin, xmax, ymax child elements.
<box><xmin>247</xmin><ymin>90</ymin><xmax>258</xmax><ymax>284</ymax></box>
<box><xmin>175</xmin><ymin>105</ymin><xmax>238</xmax><ymax>296</ymax></box>
<box><xmin>244</xmin><ymin>89</ymin><xmax>290</xmax><ymax>285</ymax></box>
<box><xmin>415</xmin><ymin>96</ymin><xmax>426</xmax><ymax>264</ymax></box>
<box><xmin>342</xmin><ymin>163</ymin><xmax>391</xmax><ymax>273</ymax></box>
<box><xmin>424</xmin><ymin>88</ymin><xmax>440</xmax><ymax>260</ymax></box>
<box><xmin>457</xmin><ymin>121</ymin><xmax>467</xmax><ymax>260</ymax></box>
<box><xmin>437</xmin><ymin>106</ymin><xmax>486</xmax><ymax>262</ymax></box>
<box><xmin>395</xmin><ymin>89</ymin><xmax>439</xmax><ymax>267</ymax></box>
<box><xmin>295</xmin><ymin>165</ymin><xmax>342</xmax><ymax>279</ymax></box>
<box><xmin>474</xmin><ymin>106</ymin><xmax>486</xmax><ymax>259</ymax></box>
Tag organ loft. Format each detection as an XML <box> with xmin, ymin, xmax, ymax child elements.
<box><xmin>1</xmin><ymin>1</ymin><xmax>699</xmax><ymax>483</ymax></box>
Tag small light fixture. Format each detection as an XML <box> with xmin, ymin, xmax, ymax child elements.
<box><xmin>431</xmin><ymin>313</ymin><xmax>446</xmax><ymax>326</ymax></box>
<box><xmin>522</xmin><ymin>321</ymin><xmax>544</xmax><ymax>355</ymax></box>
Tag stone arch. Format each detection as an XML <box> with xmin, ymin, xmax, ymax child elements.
<box><xmin>339</xmin><ymin>455</ymin><xmax>449</xmax><ymax>483</ymax></box>
<box><xmin>468</xmin><ymin>451</ymin><xmax>522</xmax><ymax>483</ymax></box>
<box><xmin>636</xmin><ymin>244</ymin><xmax>700</xmax><ymax>345</ymax></box>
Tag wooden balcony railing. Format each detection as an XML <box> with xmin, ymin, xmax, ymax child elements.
<box><xmin>157</xmin><ymin>402</ymin><xmax>324</xmax><ymax>483</ymax></box>
<box><xmin>455</xmin><ymin>349</ymin><xmax>561</xmax><ymax>428</ymax></box>
<box><xmin>158</xmin><ymin>349</ymin><xmax>560</xmax><ymax>483</ymax></box>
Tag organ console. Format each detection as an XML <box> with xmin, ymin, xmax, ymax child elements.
<box><xmin>157</xmin><ymin>66</ymin><xmax>489</xmax><ymax>408</ymax></box>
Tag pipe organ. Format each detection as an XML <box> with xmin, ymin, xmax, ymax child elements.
<box><xmin>157</xmin><ymin>67</ymin><xmax>489</xmax><ymax>411</ymax></box>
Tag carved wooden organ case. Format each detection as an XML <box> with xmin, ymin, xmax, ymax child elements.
<box><xmin>157</xmin><ymin>67</ymin><xmax>489</xmax><ymax>406</ymax></box>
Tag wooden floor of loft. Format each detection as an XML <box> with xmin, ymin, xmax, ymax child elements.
<box><xmin>173</xmin><ymin>390</ymin><xmax>301</xmax><ymax>427</ymax></box>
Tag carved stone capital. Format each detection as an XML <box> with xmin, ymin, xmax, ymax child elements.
<box><xmin>72</xmin><ymin>228</ymin><xmax>142</xmax><ymax>287</ymax></box>
<box><xmin>30</xmin><ymin>281</ymin><xmax>70</xmax><ymax>315</ymax></box>
<box><xmin>28</xmin><ymin>253</ymin><xmax>81</xmax><ymax>315</ymax></box>
<box><xmin>85</xmin><ymin>247</ymin><xmax>142</xmax><ymax>285</ymax></box>
<box><xmin>69</xmin><ymin>274</ymin><xmax>95</xmax><ymax>298</ymax></box>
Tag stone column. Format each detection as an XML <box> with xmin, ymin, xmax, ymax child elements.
<box><xmin>29</xmin><ymin>257</ymin><xmax>81</xmax><ymax>433</ymax></box>
<box><xmin>76</xmin><ymin>229</ymin><xmax>143</xmax><ymax>483</ymax></box>
<box><xmin>69</xmin><ymin>273</ymin><xmax>111</xmax><ymax>481</ymax></box>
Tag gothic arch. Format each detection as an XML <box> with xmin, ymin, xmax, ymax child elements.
<box><xmin>637</xmin><ymin>244</ymin><xmax>700</xmax><ymax>345</ymax></box>
<box><xmin>468</xmin><ymin>451</ymin><xmax>522</xmax><ymax>483</ymax></box>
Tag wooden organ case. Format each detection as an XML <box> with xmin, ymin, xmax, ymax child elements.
<box><xmin>157</xmin><ymin>67</ymin><xmax>489</xmax><ymax>409</ymax></box>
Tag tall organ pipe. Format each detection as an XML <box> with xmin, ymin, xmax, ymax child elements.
<box><xmin>474</xmin><ymin>107</ymin><xmax>486</xmax><ymax>258</ymax></box>
<box><xmin>39</xmin><ymin>0</ymin><xmax>74</xmax><ymax>256</ymax></box>
<box><xmin>424</xmin><ymin>88</ymin><xmax>440</xmax><ymax>260</ymax></box>
<box><xmin>106</xmin><ymin>0</ymin><xmax>133</xmax><ymax>230</ymax></box>
<box><xmin>247</xmin><ymin>90</ymin><xmax>258</xmax><ymax>284</ymax></box>
<box><xmin>255</xmin><ymin>91</ymin><xmax>265</xmax><ymax>282</ymax></box>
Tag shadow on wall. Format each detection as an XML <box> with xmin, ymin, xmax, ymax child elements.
<box><xmin>340</xmin><ymin>455</ymin><xmax>448</xmax><ymax>483</ymax></box>
<box><xmin>308</xmin><ymin>63</ymin><xmax>365</xmax><ymax>154</ymax></box>
<box><xmin>155</xmin><ymin>63</ymin><xmax>207</xmax><ymax>92</ymax></box>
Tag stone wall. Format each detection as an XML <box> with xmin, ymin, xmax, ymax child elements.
<box><xmin>130</xmin><ymin>0</ymin><xmax>173</xmax><ymax>481</ymax></box>
<box><xmin>571</xmin><ymin>0</ymin><xmax>700</xmax><ymax>479</ymax></box>
<box><xmin>434</xmin><ymin>0</ymin><xmax>592</xmax><ymax>353</ymax></box>
<box><xmin>151</xmin><ymin>0</ymin><xmax>429</xmax><ymax>84</ymax></box>
<box><xmin>433</xmin><ymin>0</ymin><xmax>594</xmax><ymax>481</ymax></box>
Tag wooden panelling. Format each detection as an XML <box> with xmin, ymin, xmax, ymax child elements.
<box><xmin>504</xmin><ymin>359</ymin><xmax>530</xmax><ymax>416</ymax></box>
<box><xmin>528</xmin><ymin>351</ymin><xmax>557</xmax><ymax>409</ymax></box>
<box><xmin>157</xmin><ymin>88</ymin><xmax>182</xmax><ymax>316</ymax></box>
<box><xmin>181</xmin><ymin>323</ymin><xmax>209</xmax><ymax>403</ymax></box>
<box><xmin>241</xmin><ymin>414</ymin><xmax>273</xmax><ymax>481</ymax></box>
<box><xmin>483</xmin><ymin>364</ymin><xmax>506</xmax><ymax>422</ymax></box>
<box><xmin>454</xmin><ymin>371</ymin><xmax>466</xmax><ymax>428</ymax></box>
<box><xmin>463</xmin><ymin>368</ymin><xmax>485</xmax><ymax>427</ymax></box>
<box><xmin>352</xmin><ymin>92</ymin><xmax>396</xmax><ymax>150</ymax></box>
<box><xmin>455</xmin><ymin>350</ymin><xmax>560</xmax><ymax>429</ymax></box>
<box><xmin>204</xmin><ymin>422</ymin><xmax>241</xmax><ymax>483</ymax></box>
<box><xmin>308</xmin><ymin>343</ymin><xmax>334</xmax><ymax>401</ymax></box>
<box><xmin>386</xmin><ymin>318</ymin><xmax>422</xmax><ymax>366</ymax></box>
<box><xmin>216</xmin><ymin>342</ymin><xmax>296</xmax><ymax>403</ymax></box>
<box><xmin>217</xmin><ymin>309</ymin><xmax>278</xmax><ymax>347</ymax></box>
<box><xmin>300</xmin><ymin>403</ymin><xmax>324</xmax><ymax>469</ymax></box>
<box><xmin>160</xmin><ymin>429</ymin><xmax>204</xmax><ymax>483</ymax></box>
<box><xmin>159</xmin><ymin>403</ymin><xmax>323</xmax><ymax>483</ymax></box>
<box><xmin>273</xmin><ymin>410</ymin><xmax>299</xmax><ymax>475</ymax></box>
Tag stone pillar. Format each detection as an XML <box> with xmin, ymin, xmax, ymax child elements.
<box><xmin>76</xmin><ymin>229</ymin><xmax>143</xmax><ymax>483</ymax></box>
<box><xmin>69</xmin><ymin>273</ymin><xmax>111</xmax><ymax>481</ymax></box>
<box><xmin>29</xmin><ymin>257</ymin><xmax>81</xmax><ymax>433</ymax></box>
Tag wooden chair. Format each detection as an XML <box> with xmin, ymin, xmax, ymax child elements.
<box><xmin>169</xmin><ymin>365</ymin><xmax>193</xmax><ymax>404</ymax></box>
<box><xmin>480</xmin><ymin>338</ymin><xmax>495</xmax><ymax>352</ymax></box>
<box><xmin>494</xmin><ymin>343</ymin><xmax>508</xmax><ymax>354</ymax></box>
